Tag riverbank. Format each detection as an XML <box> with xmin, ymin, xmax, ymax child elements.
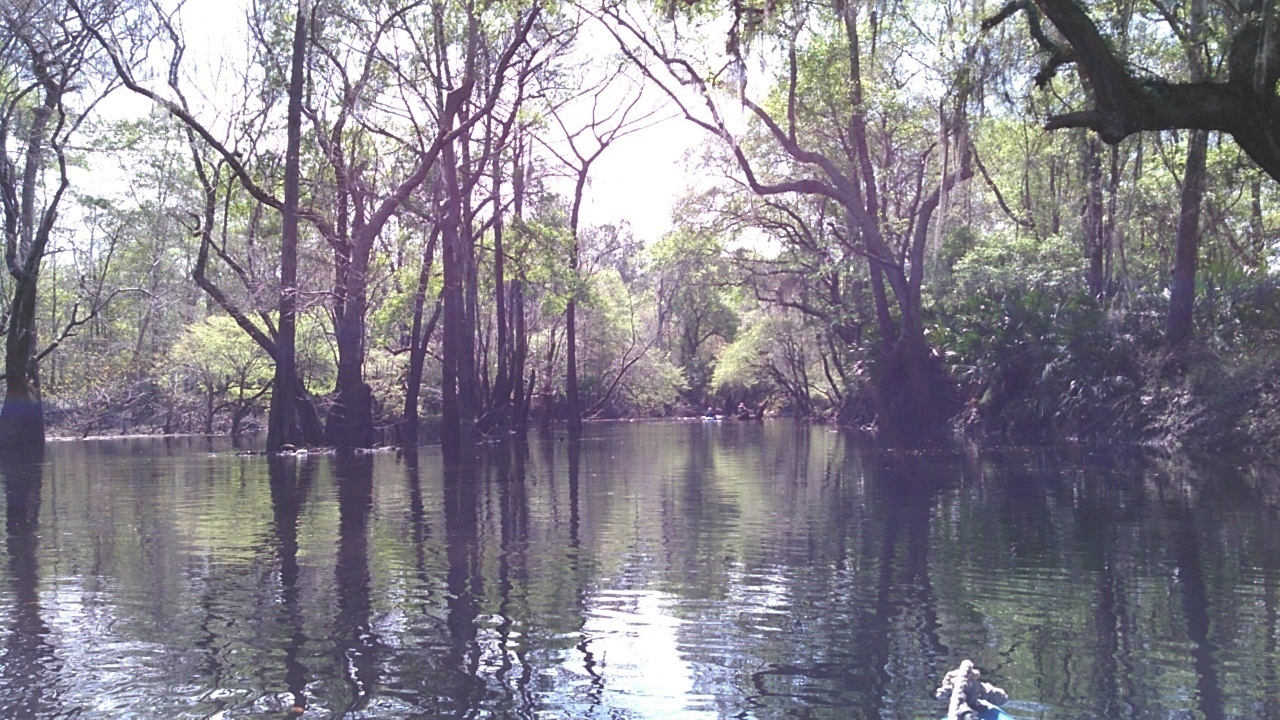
<box><xmin>950</xmin><ymin>347</ymin><xmax>1280</xmax><ymax>456</ymax></box>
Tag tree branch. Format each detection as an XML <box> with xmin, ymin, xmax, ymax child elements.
<box><xmin>987</xmin><ymin>0</ymin><xmax>1280</xmax><ymax>181</ymax></box>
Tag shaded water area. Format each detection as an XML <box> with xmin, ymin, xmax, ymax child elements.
<box><xmin>2</xmin><ymin>421</ymin><xmax>1280</xmax><ymax>719</ymax></box>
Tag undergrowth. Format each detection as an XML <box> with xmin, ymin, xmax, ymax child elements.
<box><xmin>932</xmin><ymin>278</ymin><xmax>1280</xmax><ymax>453</ymax></box>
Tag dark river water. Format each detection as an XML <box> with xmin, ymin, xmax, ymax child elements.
<box><xmin>1</xmin><ymin>421</ymin><xmax>1279</xmax><ymax>719</ymax></box>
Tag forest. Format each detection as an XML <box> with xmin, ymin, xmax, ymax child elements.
<box><xmin>2</xmin><ymin>0</ymin><xmax>1279</xmax><ymax>453</ymax></box>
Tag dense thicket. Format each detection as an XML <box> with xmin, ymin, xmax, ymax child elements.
<box><xmin>2</xmin><ymin>0</ymin><xmax>1277</xmax><ymax>451</ymax></box>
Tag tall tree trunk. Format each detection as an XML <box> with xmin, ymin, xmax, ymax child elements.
<box><xmin>510</xmin><ymin>145</ymin><xmax>531</xmax><ymax>433</ymax></box>
<box><xmin>401</xmin><ymin>227</ymin><xmax>442</xmax><ymax>445</ymax></box>
<box><xmin>565</xmin><ymin>171</ymin><xmax>587</xmax><ymax>434</ymax></box>
<box><xmin>491</xmin><ymin>150</ymin><xmax>510</xmax><ymax>411</ymax></box>
<box><xmin>326</xmin><ymin>195</ymin><xmax>378</xmax><ymax>449</ymax></box>
<box><xmin>1105</xmin><ymin>144</ymin><xmax>1122</xmax><ymax>290</ymax></box>
<box><xmin>1083</xmin><ymin>136</ymin><xmax>1107</xmax><ymax>297</ymax></box>
<box><xmin>1250</xmin><ymin>176</ymin><xmax>1265</xmax><ymax>268</ymax></box>
<box><xmin>1167</xmin><ymin>0</ymin><xmax>1209</xmax><ymax>350</ymax></box>
<box><xmin>1167</xmin><ymin>129</ymin><xmax>1208</xmax><ymax>349</ymax></box>
<box><xmin>266</xmin><ymin>0</ymin><xmax>310</xmax><ymax>452</ymax></box>
<box><xmin>841</xmin><ymin>3</ymin><xmax>957</xmax><ymax>440</ymax></box>
<box><xmin>0</xmin><ymin>77</ymin><xmax>63</xmax><ymax>448</ymax></box>
<box><xmin>566</xmin><ymin>298</ymin><xmax>581</xmax><ymax>432</ymax></box>
<box><xmin>441</xmin><ymin>139</ymin><xmax>467</xmax><ymax>447</ymax></box>
<box><xmin>461</xmin><ymin>205</ymin><xmax>481</xmax><ymax>426</ymax></box>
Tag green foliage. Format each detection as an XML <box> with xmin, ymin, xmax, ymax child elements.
<box><xmin>1195</xmin><ymin>272</ymin><xmax>1280</xmax><ymax>352</ymax></box>
<box><xmin>168</xmin><ymin>315</ymin><xmax>273</xmax><ymax>433</ymax></box>
<box><xmin>171</xmin><ymin>316</ymin><xmax>271</xmax><ymax>388</ymax></box>
<box><xmin>575</xmin><ymin>267</ymin><xmax>681</xmax><ymax>417</ymax></box>
<box><xmin>939</xmin><ymin>230</ymin><xmax>1083</xmax><ymax>303</ymax></box>
<box><xmin>711</xmin><ymin>313</ymin><xmax>776</xmax><ymax>390</ymax></box>
<box><xmin>296</xmin><ymin>309</ymin><xmax>338</xmax><ymax>392</ymax></box>
<box><xmin>617</xmin><ymin>349</ymin><xmax>687</xmax><ymax>416</ymax></box>
<box><xmin>713</xmin><ymin>307</ymin><xmax>832</xmax><ymax>417</ymax></box>
<box><xmin>649</xmin><ymin>229</ymin><xmax>741</xmax><ymax>404</ymax></box>
<box><xmin>934</xmin><ymin>288</ymin><xmax>1147</xmax><ymax>439</ymax></box>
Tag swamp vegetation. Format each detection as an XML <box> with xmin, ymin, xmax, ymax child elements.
<box><xmin>2</xmin><ymin>0</ymin><xmax>1279</xmax><ymax>452</ymax></box>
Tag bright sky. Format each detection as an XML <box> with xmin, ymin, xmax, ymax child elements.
<box><xmin>572</xmin><ymin>107</ymin><xmax>704</xmax><ymax>243</ymax></box>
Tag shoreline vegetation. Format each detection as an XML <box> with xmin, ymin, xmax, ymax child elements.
<box><xmin>5</xmin><ymin>2</ymin><xmax>1279</xmax><ymax>456</ymax></box>
<box><xmin>39</xmin><ymin>276</ymin><xmax>1280</xmax><ymax>457</ymax></box>
<box><xmin>38</xmin><ymin>331</ymin><xmax>1280</xmax><ymax>460</ymax></box>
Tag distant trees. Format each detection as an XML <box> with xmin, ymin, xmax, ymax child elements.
<box><xmin>537</xmin><ymin>48</ymin><xmax>662</xmax><ymax>432</ymax></box>
<box><xmin>650</xmin><ymin>229</ymin><xmax>737</xmax><ymax>408</ymax></box>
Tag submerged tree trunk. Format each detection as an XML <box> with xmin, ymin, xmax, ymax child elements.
<box><xmin>491</xmin><ymin>150</ymin><xmax>511</xmax><ymax>414</ymax></box>
<box><xmin>565</xmin><ymin>298</ymin><xmax>582</xmax><ymax>433</ymax></box>
<box><xmin>440</xmin><ymin>139</ymin><xmax>469</xmax><ymax>447</ymax></box>
<box><xmin>565</xmin><ymin>166</ymin><xmax>589</xmax><ymax>435</ymax></box>
<box><xmin>0</xmin><ymin>267</ymin><xmax>46</xmax><ymax>447</ymax></box>
<box><xmin>325</xmin><ymin>195</ymin><xmax>379</xmax><ymax>449</ymax></box>
<box><xmin>266</xmin><ymin>0</ymin><xmax>310</xmax><ymax>452</ymax></box>
<box><xmin>511</xmin><ymin>280</ymin><xmax>531</xmax><ymax>432</ymax></box>
<box><xmin>510</xmin><ymin>144</ymin><xmax>532</xmax><ymax>433</ymax></box>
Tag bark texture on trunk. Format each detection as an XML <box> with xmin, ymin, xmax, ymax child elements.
<box><xmin>1167</xmin><ymin>129</ymin><xmax>1209</xmax><ymax>349</ymax></box>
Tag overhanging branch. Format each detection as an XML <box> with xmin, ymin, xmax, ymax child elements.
<box><xmin>984</xmin><ymin>0</ymin><xmax>1280</xmax><ymax>181</ymax></box>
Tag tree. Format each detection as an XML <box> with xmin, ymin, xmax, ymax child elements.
<box><xmin>77</xmin><ymin>0</ymin><xmax>330</xmax><ymax>450</ymax></box>
<box><xmin>302</xmin><ymin>0</ymin><xmax>542</xmax><ymax>445</ymax></box>
<box><xmin>1166</xmin><ymin>0</ymin><xmax>1210</xmax><ymax>349</ymax></box>
<box><xmin>603</xmin><ymin>0</ymin><xmax>976</xmax><ymax>438</ymax></box>
<box><xmin>1</xmin><ymin>0</ymin><xmax>126</xmax><ymax>447</ymax></box>
<box><xmin>83</xmin><ymin>0</ymin><xmax>544</xmax><ymax>449</ymax></box>
<box><xmin>168</xmin><ymin>315</ymin><xmax>272</xmax><ymax>434</ymax></box>
<box><xmin>396</xmin><ymin>199</ymin><xmax>443</xmax><ymax>444</ymax></box>
<box><xmin>572</xmin><ymin>225</ymin><xmax>670</xmax><ymax>418</ymax></box>
<box><xmin>650</xmin><ymin>228</ymin><xmax>738</xmax><ymax>406</ymax></box>
<box><xmin>434</xmin><ymin>2</ymin><xmax>546</xmax><ymax>447</ymax></box>
<box><xmin>536</xmin><ymin>47</ymin><xmax>663</xmax><ymax>433</ymax></box>
<box><xmin>270</xmin><ymin>0</ymin><xmax>309</xmax><ymax>451</ymax></box>
<box><xmin>986</xmin><ymin>0</ymin><xmax>1242</xmax><ymax>348</ymax></box>
<box><xmin>713</xmin><ymin>306</ymin><xmax>834</xmax><ymax>418</ymax></box>
<box><xmin>986</xmin><ymin>0</ymin><xmax>1280</xmax><ymax>182</ymax></box>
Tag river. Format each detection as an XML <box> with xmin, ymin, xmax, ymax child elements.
<box><xmin>0</xmin><ymin>420</ymin><xmax>1277</xmax><ymax>718</ymax></box>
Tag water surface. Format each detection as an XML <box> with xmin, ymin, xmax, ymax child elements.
<box><xmin>1</xmin><ymin>421</ymin><xmax>1278</xmax><ymax>719</ymax></box>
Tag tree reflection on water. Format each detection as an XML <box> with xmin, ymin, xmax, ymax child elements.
<box><xmin>1</xmin><ymin>425</ymin><xmax>1279</xmax><ymax>718</ymax></box>
<box><xmin>0</xmin><ymin>446</ymin><xmax>59</xmax><ymax>718</ymax></box>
